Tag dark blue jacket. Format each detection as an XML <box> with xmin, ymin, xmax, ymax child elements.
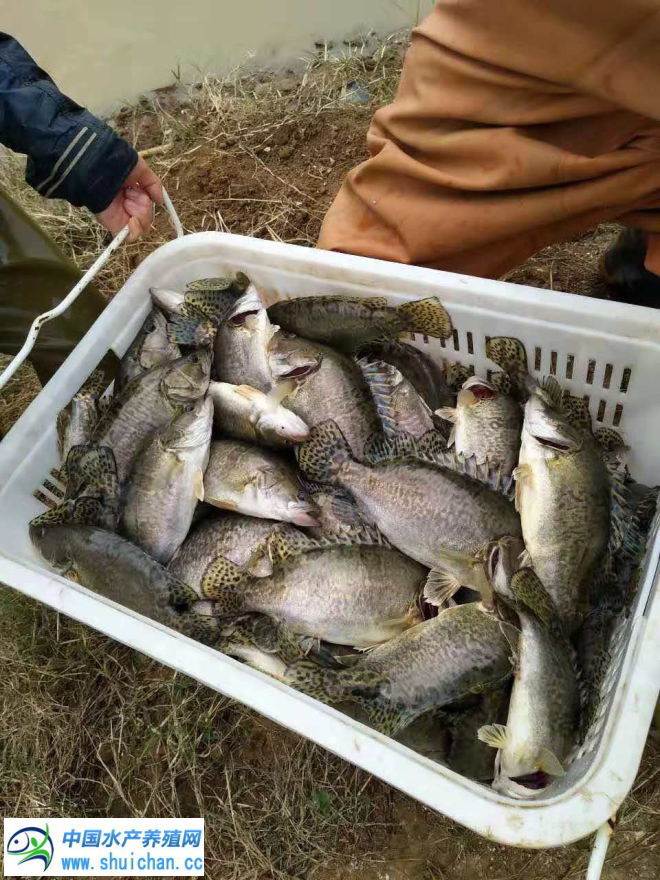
<box><xmin>0</xmin><ymin>33</ymin><xmax>137</xmax><ymax>213</ymax></box>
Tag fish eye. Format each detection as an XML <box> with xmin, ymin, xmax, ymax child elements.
<box><xmin>297</xmin><ymin>491</ymin><xmax>307</xmax><ymax>501</ymax></box>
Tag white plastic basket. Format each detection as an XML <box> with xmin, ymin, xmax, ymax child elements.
<box><xmin>1</xmin><ymin>232</ymin><xmax>659</xmax><ymax>860</ymax></box>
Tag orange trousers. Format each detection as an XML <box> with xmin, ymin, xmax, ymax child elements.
<box><xmin>318</xmin><ymin>0</ymin><xmax>660</xmax><ymax>278</ymax></box>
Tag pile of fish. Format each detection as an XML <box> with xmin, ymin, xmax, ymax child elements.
<box><xmin>30</xmin><ymin>273</ymin><xmax>657</xmax><ymax>799</ymax></box>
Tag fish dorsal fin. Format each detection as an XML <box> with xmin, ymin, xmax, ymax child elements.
<box><xmin>603</xmin><ymin>454</ymin><xmax>650</xmax><ymax>560</ymax></box>
<box><xmin>234</xmin><ymin>384</ymin><xmax>262</xmax><ymax>402</ymax></box>
<box><xmin>357</xmin><ymin>357</ymin><xmax>434</xmax><ymax>439</ymax></box>
<box><xmin>263</xmin><ymin>517</ymin><xmax>390</xmax><ymax>567</ymax></box>
<box><xmin>365</xmin><ymin>431</ymin><xmax>515</xmax><ymax>498</ymax></box>
<box><xmin>356</xmin><ymin>357</ymin><xmax>401</xmax><ymax>437</ymax></box>
<box><xmin>539</xmin><ymin>375</ymin><xmax>563</xmax><ymax>410</ymax></box>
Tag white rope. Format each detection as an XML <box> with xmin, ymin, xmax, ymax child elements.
<box><xmin>0</xmin><ymin>188</ymin><xmax>183</xmax><ymax>393</ymax></box>
<box><xmin>586</xmin><ymin>820</ymin><xmax>614</xmax><ymax>880</ymax></box>
<box><xmin>163</xmin><ymin>188</ymin><xmax>184</xmax><ymax>238</ymax></box>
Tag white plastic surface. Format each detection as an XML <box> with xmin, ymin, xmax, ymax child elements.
<box><xmin>1</xmin><ymin>233</ymin><xmax>659</xmax><ymax>849</ymax></box>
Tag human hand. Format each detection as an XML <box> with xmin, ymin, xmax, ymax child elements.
<box><xmin>95</xmin><ymin>155</ymin><xmax>164</xmax><ymax>243</ymax></box>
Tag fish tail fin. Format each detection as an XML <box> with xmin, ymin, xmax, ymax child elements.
<box><xmin>445</xmin><ymin>362</ymin><xmax>472</xmax><ymax>392</ymax></box>
<box><xmin>559</xmin><ymin>390</ymin><xmax>592</xmax><ymax>432</ymax></box>
<box><xmin>297</xmin><ymin>420</ymin><xmax>352</xmax><ymax>482</ymax></box>
<box><xmin>284</xmin><ymin>658</ymin><xmax>345</xmax><ymax>704</ymax></box>
<box><xmin>33</xmin><ymin>444</ymin><xmax>121</xmax><ymax>530</ymax></box>
<box><xmin>397</xmin><ymin>297</ymin><xmax>453</xmax><ymax>339</ymax></box>
<box><xmin>178</xmin><ymin>612</ymin><xmax>223</xmax><ymax>646</ymax></box>
<box><xmin>477</xmin><ymin>723</ymin><xmax>509</xmax><ymax>750</ymax></box>
<box><xmin>285</xmin><ymin>660</ymin><xmax>401</xmax><ymax>728</ymax></box>
<box><xmin>485</xmin><ymin>337</ymin><xmax>529</xmax><ymax>398</ymax></box>
<box><xmin>199</xmin><ymin>555</ymin><xmax>249</xmax><ymax>612</ymax></box>
<box><xmin>218</xmin><ymin>612</ymin><xmax>291</xmax><ymax>655</ymax></box>
<box><xmin>355</xmin><ymin>697</ymin><xmax>423</xmax><ymax>737</ymax></box>
<box><xmin>185</xmin><ymin>289</ymin><xmax>237</xmax><ymax>323</ymax></box>
<box><xmin>593</xmin><ymin>427</ymin><xmax>628</xmax><ymax>455</ymax></box>
<box><xmin>167</xmin><ymin>314</ymin><xmax>216</xmax><ymax>347</ymax></box>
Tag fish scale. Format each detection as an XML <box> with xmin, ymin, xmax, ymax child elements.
<box><xmin>92</xmin><ymin>350</ymin><xmax>211</xmax><ymax>485</ymax></box>
<box><xmin>285</xmin><ymin>602</ymin><xmax>514</xmax><ymax>736</ymax></box>
<box><xmin>231</xmin><ymin>545</ymin><xmax>427</xmax><ymax>648</ymax></box>
<box><xmin>297</xmin><ymin>419</ymin><xmax>521</xmax><ymax>596</ymax></box>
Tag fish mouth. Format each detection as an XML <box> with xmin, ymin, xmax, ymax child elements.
<box><xmin>278</xmin><ymin>363</ymin><xmax>319</xmax><ymax>379</ymax></box>
<box><xmin>512</xmin><ymin>770</ymin><xmax>551</xmax><ymax>790</ymax></box>
<box><xmin>532</xmin><ymin>433</ymin><xmax>572</xmax><ymax>451</ymax></box>
<box><xmin>229</xmin><ymin>309</ymin><xmax>260</xmax><ymax>327</ymax></box>
<box><xmin>287</xmin><ymin>428</ymin><xmax>310</xmax><ymax>443</ymax></box>
<box><xmin>258</xmin><ymin>413</ymin><xmax>309</xmax><ymax>443</ymax></box>
<box><xmin>462</xmin><ymin>375</ymin><xmax>497</xmax><ymax>400</ymax></box>
<box><xmin>150</xmin><ymin>287</ymin><xmax>185</xmax><ymax>314</ymax></box>
<box><xmin>493</xmin><ymin>767</ymin><xmax>552</xmax><ymax>799</ymax></box>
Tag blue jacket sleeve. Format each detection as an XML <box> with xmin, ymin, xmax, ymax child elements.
<box><xmin>0</xmin><ymin>33</ymin><xmax>138</xmax><ymax>213</ymax></box>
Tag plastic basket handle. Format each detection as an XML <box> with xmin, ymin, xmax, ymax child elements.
<box><xmin>0</xmin><ymin>188</ymin><xmax>183</xmax><ymax>394</ymax></box>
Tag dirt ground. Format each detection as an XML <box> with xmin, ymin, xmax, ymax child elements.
<box><xmin>0</xmin><ymin>37</ymin><xmax>658</xmax><ymax>880</ymax></box>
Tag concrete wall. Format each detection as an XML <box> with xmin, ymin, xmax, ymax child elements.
<box><xmin>1</xmin><ymin>1</ymin><xmax>433</xmax><ymax>113</ymax></box>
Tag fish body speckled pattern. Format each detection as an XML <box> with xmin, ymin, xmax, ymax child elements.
<box><xmin>29</xmin><ymin>281</ymin><xmax>653</xmax><ymax>799</ymax></box>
